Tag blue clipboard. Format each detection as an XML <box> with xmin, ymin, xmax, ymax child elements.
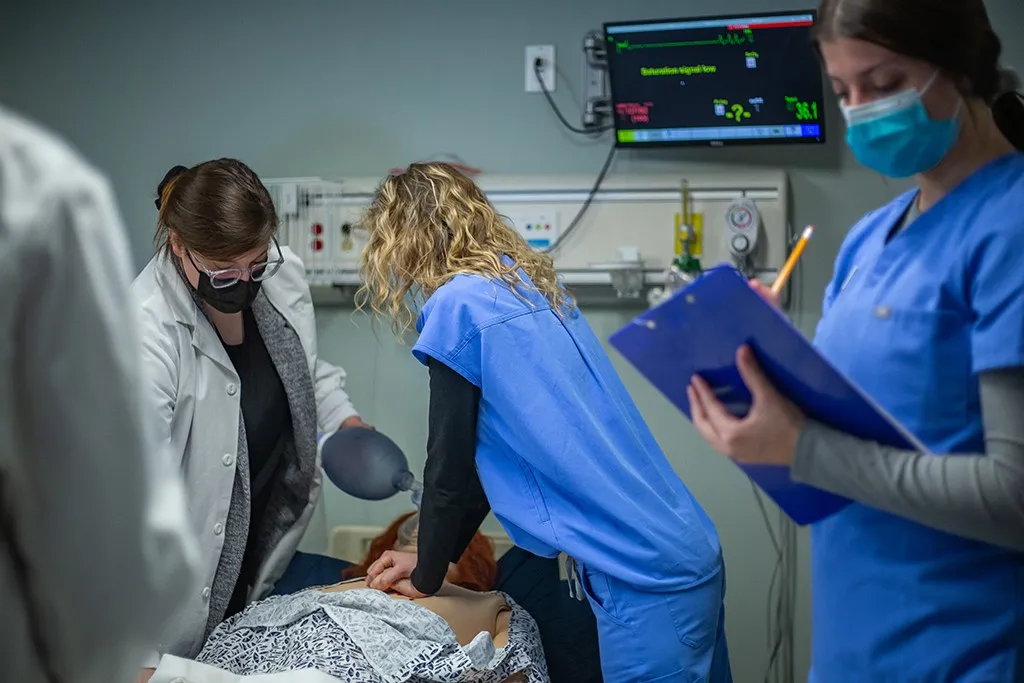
<box><xmin>609</xmin><ymin>265</ymin><xmax>925</xmax><ymax>525</ymax></box>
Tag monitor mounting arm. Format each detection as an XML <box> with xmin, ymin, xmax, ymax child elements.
<box><xmin>582</xmin><ymin>30</ymin><xmax>610</xmax><ymax>130</ymax></box>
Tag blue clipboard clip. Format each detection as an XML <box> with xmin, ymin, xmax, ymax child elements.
<box><xmin>610</xmin><ymin>265</ymin><xmax>923</xmax><ymax>526</ymax></box>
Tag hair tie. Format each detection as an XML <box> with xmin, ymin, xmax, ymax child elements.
<box><xmin>155</xmin><ymin>165</ymin><xmax>189</xmax><ymax>210</ymax></box>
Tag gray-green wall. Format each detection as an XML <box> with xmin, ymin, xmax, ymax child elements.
<box><xmin>3</xmin><ymin>1</ymin><xmax>1020</xmax><ymax>680</ymax></box>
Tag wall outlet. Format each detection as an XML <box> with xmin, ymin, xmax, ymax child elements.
<box><xmin>525</xmin><ymin>45</ymin><xmax>556</xmax><ymax>93</ymax></box>
<box><xmin>508</xmin><ymin>210</ymin><xmax>561</xmax><ymax>250</ymax></box>
<box><xmin>280</xmin><ymin>183</ymin><xmax>298</xmax><ymax>216</ymax></box>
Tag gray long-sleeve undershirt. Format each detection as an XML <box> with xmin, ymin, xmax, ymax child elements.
<box><xmin>791</xmin><ymin>368</ymin><xmax>1024</xmax><ymax>550</ymax></box>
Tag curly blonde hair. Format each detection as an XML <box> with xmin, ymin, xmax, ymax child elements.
<box><xmin>357</xmin><ymin>162</ymin><xmax>573</xmax><ymax>336</ymax></box>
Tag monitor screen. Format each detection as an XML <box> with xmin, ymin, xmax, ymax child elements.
<box><xmin>604</xmin><ymin>11</ymin><xmax>826</xmax><ymax>148</ymax></box>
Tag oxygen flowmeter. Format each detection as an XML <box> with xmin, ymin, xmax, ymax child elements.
<box><xmin>649</xmin><ymin>179</ymin><xmax>703</xmax><ymax>308</ymax></box>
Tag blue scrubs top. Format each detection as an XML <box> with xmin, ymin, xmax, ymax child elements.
<box><xmin>811</xmin><ymin>153</ymin><xmax>1024</xmax><ymax>682</ymax></box>
<box><xmin>412</xmin><ymin>272</ymin><xmax>721</xmax><ymax>592</ymax></box>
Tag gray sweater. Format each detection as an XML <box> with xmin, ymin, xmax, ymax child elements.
<box><xmin>792</xmin><ymin>368</ymin><xmax>1024</xmax><ymax>550</ymax></box>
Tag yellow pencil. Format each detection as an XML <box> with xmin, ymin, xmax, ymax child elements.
<box><xmin>771</xmin><ymin>225</ymin><xmax>814</xmax><ymax>296</ymax></box>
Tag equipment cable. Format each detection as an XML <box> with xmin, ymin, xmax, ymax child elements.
<box><xmin>533</xmin><ymin>59</ymin><xmax>612</xmax><ymax>136</ymax></box>
<box><xmin>532</xmin><ymin>57</ymin><xmax>616</xmax><ymax>254</ymax></box>
<box><xmin>753</xmin><ymin>484</ymin><xmax>797</xmax><ymax>683</ymax></box>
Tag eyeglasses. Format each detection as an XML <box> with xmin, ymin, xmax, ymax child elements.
<box><xmin>189</xmin><ymin>237</ymin><xmax>285</xmax><ymax>289</ymax></box>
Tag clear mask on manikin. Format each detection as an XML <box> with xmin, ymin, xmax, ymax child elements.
<box><xmin>395</xmin><ymin>512</ymin><xmax>420</xmax><ymax>553</ymax></box>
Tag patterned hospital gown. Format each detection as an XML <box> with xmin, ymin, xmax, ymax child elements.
<box><xmin>196</xmin><ymin>588</ymin><xmax>549</xmax><ymax>683</ymax></box>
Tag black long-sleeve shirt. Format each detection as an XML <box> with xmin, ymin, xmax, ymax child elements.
<box><xmin>223</xmin><ymin>309</ymin><xmax>292</xmax><ymax>616</ymax></box>
<box><xmin>410</xmin><ymin>358</ymin><xmax>491</xmax><ymax>595</ymax></box>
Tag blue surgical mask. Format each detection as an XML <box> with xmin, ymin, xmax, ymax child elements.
<box><xmin>843</xmin><ymin>71</ymin><xmax>962</xmax><ymax>178</ymax></box>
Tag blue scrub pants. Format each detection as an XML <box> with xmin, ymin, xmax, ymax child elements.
<box><xmin>578</xmin><ymin>562</ymin><xmax>732</xmax><ymax>682</ymax></box>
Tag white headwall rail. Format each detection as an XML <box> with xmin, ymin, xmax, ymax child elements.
<box><xmin>263</xmin><ymin>170</ymin><xmax>791</xmax><ymax>307</ymax></box>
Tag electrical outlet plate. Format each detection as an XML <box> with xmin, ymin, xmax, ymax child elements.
<box><xmin>280</xmin><ymin>183</ymin><xmax>298</xmax><ymax>216</ymax></box>
<box><xmin>509</xmin><ymin>210</ymin><xmax>561</xmax><ymax>250</ymax></box>
<box><xmin>525</xmin><ymin>45</ymin><xmax>555</xmax><ymax>93</ymax></box>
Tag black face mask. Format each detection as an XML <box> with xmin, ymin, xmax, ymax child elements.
<box><xmin>196</xmin><ymin>274</ymin><xmax>262</xmax><ymax>314</ymax></box>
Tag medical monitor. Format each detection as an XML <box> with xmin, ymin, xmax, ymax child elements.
<box><xmin>604</xmin><ymin>10</ymin><xmax>827</xmax><ymax>148</ymax></box>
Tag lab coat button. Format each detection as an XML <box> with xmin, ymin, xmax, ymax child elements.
<box><xmin>222</xmin><ymin>453</ymin><xmax>234</xmax><ymax>467</ymax></box>
<box><xmin>214</xmin><ymin>522</ymin><xmax>224</xmax><ymax>535</ymax></box>
<box><xmin>201</xmin><ymin>587</ymin><xmax>211</xmax><ymax>600</ymax></box>
<box><xmin>226</xmin><ymin>383</ymin><xmax>237</xmax><ymax>396</ymax></box>
<box><xmin>875</xmin><ymin>306</ymin><xmax>892</xmax><ymax>319</ymax></box>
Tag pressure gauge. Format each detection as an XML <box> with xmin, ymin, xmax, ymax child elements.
<box><xmin>724</xmin><ymin>198</ymin><xmax>761</xmax><ymax>259</ymax></box>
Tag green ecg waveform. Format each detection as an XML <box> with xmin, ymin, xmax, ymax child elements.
<box><xmin>611</xmin><ymin>30</ymin><xmax>754</xmax><ymax>54</ymax></box>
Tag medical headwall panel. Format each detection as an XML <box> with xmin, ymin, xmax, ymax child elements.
<box><xmin>263</xmin><ymin>170</ymin><xmax>790</xmax><ymax>308</ymax></box>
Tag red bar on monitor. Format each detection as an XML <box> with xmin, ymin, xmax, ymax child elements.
<box><xmin>728</xmin><ymin>20</ymin><xmax>814</xmax><ymax>30</ymax></box>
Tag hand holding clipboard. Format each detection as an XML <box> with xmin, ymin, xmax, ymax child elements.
<box><xmin>609</xmin><ymin>229</ymin><xmax>924</xmax><ymax>525</ymax></box>
<box><xmin>686</xmin><ymin>226</ymin><xmax>814</xmax><ymax>468</ymax></box>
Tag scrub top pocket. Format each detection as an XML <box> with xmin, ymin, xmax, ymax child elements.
<box><xmin>513</xmin><ymin>454</ymin><xmax>551</xmax><ymax>524</ymax></box>
<box><xmin>850</xmin><ymin>305</ymin><xmax>971</xmax><ymax>446</ymax></box>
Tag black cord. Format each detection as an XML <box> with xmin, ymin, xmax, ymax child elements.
<box><xmin>752</xmin><ymin>484</ymin><xmax>779</xmax><ymax>553</ymax></box>
<box><xmin>753</xmin><ymin>485</ymin><xmax>784</xmax><ymax>683</ymax></box>
<box><xmin>533</xmin><ymin>59</ymin><xmax>612</xmax><ymax>135</ymax></box>
<box><xmin>760</xmin><ymin>503</ymin><xmax>797</xmax><ymax>683</ymax></box>
<box><xmin>753</xmin><ymin>481</ymin><xmax>800</xmax><ymax>683</ymax></box>
<box><xmin>547</xmin><ymin>141</ymin><xmax>617</xmax><ymax>254</ymax></box>
<box><xmin>528</xmin><ymin>55</ymin><xmax>615</xmax><ymax>255</ymax></box>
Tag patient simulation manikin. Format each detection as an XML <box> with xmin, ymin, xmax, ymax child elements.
<box><xmin>174</xmin><ymin>512</ymin><xmax>548</xmax><ymax>682</ymax></box>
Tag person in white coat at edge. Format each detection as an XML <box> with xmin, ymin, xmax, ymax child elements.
<box><xmin>131</xmin><ymin>158</ymin><xmax>372</xmax><ymax>681</ymax></box>
<box><xmin>0</xmin><ymin>105</ymin><xmax>199</xmax><ymax>683</ymax></box>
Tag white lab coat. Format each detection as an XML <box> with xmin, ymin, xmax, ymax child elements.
<box><xmin>132</xmin><ymin>244</ymin><xmax>358</xmax><ymax>662</ymax></box>
<box><xmin>0</xmin><ymin>106</ymin><xmax>199</xmax><ymax>683</ymax></box>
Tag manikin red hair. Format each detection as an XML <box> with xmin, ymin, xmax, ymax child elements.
<box><xmin>342</xmin><ymin>511</ymin><xmax>499</xmax><ymax>592</ymax></box>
